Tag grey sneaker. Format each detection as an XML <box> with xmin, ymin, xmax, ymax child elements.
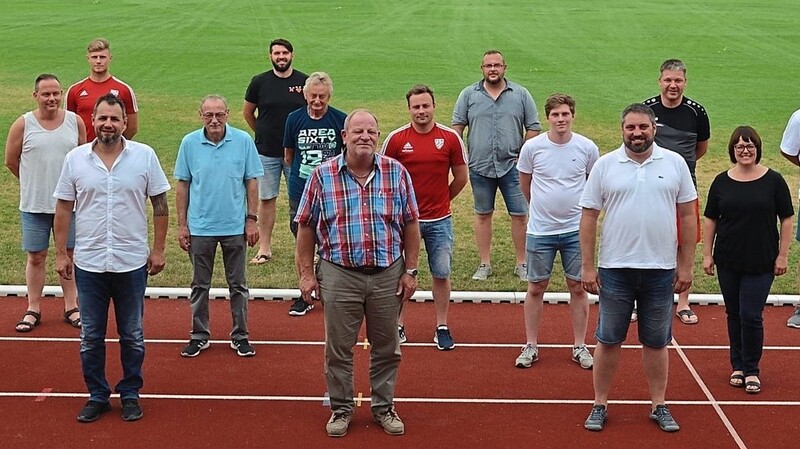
<box><xmin>326</xmin><ymin>411</ymin><xmax>352</xmax><ymax>437</ymax></box>
<box><xmin>788</xmin><ymin>306</ymin><xmax>800</xmax><ymax>329</ymax></box>
<box><xmin>572</xmin><ymin>345</ymin><xmax>594</xmax><ymax>369</ymax></box>
<box><xmin>514</xmin><ymin>263</ymin><xmax>528</xmax><ymax>281</ymax></box>
<box><xmin>514</xmin><ymin>343</ymin><xmax>538</xmax><ymax>368</ymax></box>
<box><xmin>471</xmin><ymin>264</ymin><xmax>492</xmax><ymax>280</ymax></box>
<box><xmin>584</xmin><ymin>404</ymin><xmax>607</xmax><ymax>431</ymax></box>
<box><xmin>373</xmin><ymin>408</ymin><xmax>404</xmax><ymax>435</ymax></box>
<box><xmin>398</xmin><ymin>325</ymin><xmax>407</xmax><ymax>344</ymax></box>
<box><xmin>649</xmin><ymin>404</ymin><xmax>680</xmax><ymax>432</ymax></box>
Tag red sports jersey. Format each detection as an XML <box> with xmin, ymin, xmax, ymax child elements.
<box><xmin>381</xmin><ymin>123</ymin><xmax>467</xmax><ymax>221</ymax></box>
<box><xmin>66</xmin><ymin>76</ymin><xmax>138</xmax><ymax>141</ymax></box>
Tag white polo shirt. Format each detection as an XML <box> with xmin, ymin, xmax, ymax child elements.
<box><xmin>54</xmin><ymin>139</ymin><xmax>171</xmax><ymax>273</ymax></box>
<box><xmin>579</xmin><ymin>144</ymin><xmax>697</xmax><ymax>269</ymax></box>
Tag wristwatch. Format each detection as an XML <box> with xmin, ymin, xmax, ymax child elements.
<box><xmin>246</xmin><ymin>214</ymin><xmax>258</xmax><ymax>222</ymax></box>
<box><xmin>405</xmin><ymin>268</ymin><xmax>418</xmax><ymax>277</ymax></box>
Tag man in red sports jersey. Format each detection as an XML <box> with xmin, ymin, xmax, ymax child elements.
<box><xmin>67</xmin><ymin>38</ymin><xmax>139</xmax><ymax>141</ymax></box>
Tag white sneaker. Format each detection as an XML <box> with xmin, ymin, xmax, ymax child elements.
<box><xmin>788</xmin><ymin>306</ymin><xmax>800</xmax><ymax>329</ymax></box>
<box><xmin>472</xmin><ymin>264</ymin><xmax>492</xmax><ymax>280</ymax></box>
<box><xmin>572</xmin><ymin>345</ymin><xmax>594</xmax><ymax>369</ymax></box>
<box><xmin>514</xmin><ymin>344</ymin><xmax>538</xmax><ymax>368</ymax></box>
<box><xmin>514</xmin><ymin>263</ymin><xmax>527</xmax><ymax>281</ymax></box>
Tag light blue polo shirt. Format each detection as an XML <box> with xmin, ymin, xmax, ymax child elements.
<box><xmin>174</xmin><ymin>124</ymin><xmax>264</xmax><ymax>236</ymax></box>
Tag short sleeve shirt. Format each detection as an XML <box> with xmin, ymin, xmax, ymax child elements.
<box><xmin>66</xmin><ymin>77</ymin><xmax>138</xmax><ymax>141</ymax></box>
<box><xmin>244</xmin><ymin>70</ymin><xmax>307</xmax><ymax>157</ymax></box>
<box><xmin>174</xmin><ymin>124</ymin><xmax>264</xmax><ymax>236</ymax></box>
<box><xmin>452</xmin><ymin>79</ymin><xmax>541</xmax><ymax>178</ymax></box>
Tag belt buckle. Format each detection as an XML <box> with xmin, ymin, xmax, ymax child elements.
<box><xmin>362</xmin><ymin>266</ymin><xmax>378</xmax><ymax>275</ymax></box>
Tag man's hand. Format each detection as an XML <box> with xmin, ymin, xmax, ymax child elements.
<box><xmin>581</xmin><ymin>266</ymin><xmax>600</xmax><ymax>295</ymax></box>
<box><xmin>147</xmin><ymin>249</ymin><xmax>166</xmax><ymax>276</ymax></box>
<box><xmin>245</xmin><ymin>220</ymin><xmax>259</xmax><ymax>247</ymax></box>
<box><xmin>299</xmin><ymin>273</ymin><xmax>319</xmax><ymax>305</ymax></box>
<box><xmin>673</xmin><ymin>266</ymin><xmax>693</xmax><ymax>293</ymax></box>
<box><xmin>56</xmin><ymin>253</ymin><xmax>73</xmax><ymax>280</ymax></box>
<box><xmin>395</xmin><ymin>273</ymin><xmax>418</xmax><ymax>303</ymax></box>
<box><xmin>178</xmin><ymin>225</ymin><xmax>191</xmax><ymax>252</ymax></box>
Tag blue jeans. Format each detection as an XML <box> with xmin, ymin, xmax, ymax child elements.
<box><xmin>596</xmin><ymin>268</ymin><xmax>675</xmax><ymax>348</ymax></box>
<box><xmin>419</xmin><ymin>217</ymin><xmax>454</xmax><ymax>279</ymax></box>
<box><xmin>76</xmin><ymin>265</ymin><xmax>147</xmax><ymax>402</ymax></box>
<box><xmin>525</xmin><ymin>231</ymin><xmax>582</xmax><ymax>282</ymax></box>
<box><xmin>716</xmin><ymin>266</ymin><xmax>774</xmax><ymax>376</ymax></box>
<box><xmin>469</xmin><ymin>168</ymin><xmax>528</xmax><ymax>216</ymax></box>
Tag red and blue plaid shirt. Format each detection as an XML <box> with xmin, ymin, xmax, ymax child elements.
<box><xmin>295</xmin><ymin>152</ymin><xmax>419</xmax><ymax>268</ymax></box>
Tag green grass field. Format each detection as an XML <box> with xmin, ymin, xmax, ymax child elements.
<box><xmin>1</xmin><ymin>0</ymin><xmax>799</xmax><ymax>294</ymax></box>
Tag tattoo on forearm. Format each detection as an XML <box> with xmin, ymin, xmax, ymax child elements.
<box><xmin>151</xmin><ymin>193</ymin><xmax>169</xmax><ymax>217</ymax></box>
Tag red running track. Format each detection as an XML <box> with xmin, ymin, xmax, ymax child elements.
<box><xmin>0</xmin><ymin>295</ymin><xmax>798</xmax><ymax>448</ymax></box>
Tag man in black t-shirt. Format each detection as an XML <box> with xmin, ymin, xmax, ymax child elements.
<box><xmin>643</xmin><ymin>59</ymin><xmax>710</xmax><ymax>326</ymax></box>
<box><xmin>243</xmin><ymin>38</ymin><xmax>308</xmax><ymax>265</ymax></box>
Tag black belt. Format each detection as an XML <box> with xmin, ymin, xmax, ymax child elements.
<box><xmin>338</xmin><ymin>264</ymin><xmax>387</xmax><ymax>275</ymax></box>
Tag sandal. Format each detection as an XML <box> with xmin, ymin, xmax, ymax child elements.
<box><xmin>15</xmin><ymin>310</ymin><xmax>41</xmax><ymax>333</ymax></box>
<box><xmin>249</xmin><ymin>254</ymin><xmax>271</xmax><ymax>265</ymax></box>
<box><xmin>745</xmin><ymin>377</ymin><xmax>761</xmax><ymax>394</ymax></box>
<box><xmin>63</xmin><ymin>307</ymin><xmax>81</xmax><ymax>328</ymax></box>
<box><xmin>676</xmin><ymin>309</ymin><xmax>699</xmax><ymax>325</ymax></box>
<box><xmin>729</xmin><ymin>372</ymin><xmax>745</xmax><ymax>388</ymax></box>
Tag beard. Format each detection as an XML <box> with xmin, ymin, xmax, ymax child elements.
<box><xmin>97</xmin><ymin>131</ymin><xmax>122</xmax><ymax>145</ymax></box>
<box><xmin>271</xmin><ymin>58</ymin><xmax>292</xmax><ymax>73</ymax></box>
<box><xmin>625</xmin><ymin>136</ymin><xmax>654</xmax><ymax>154</ymax></box>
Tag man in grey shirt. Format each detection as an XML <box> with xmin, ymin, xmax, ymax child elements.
<box><xmin>452</xmin><ymin>50</ymin><xmax>541</xmax><ymax>281</ymax></box>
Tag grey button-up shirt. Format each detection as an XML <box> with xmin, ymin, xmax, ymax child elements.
<box><xmin>452</xmin><ymin>79</ymin><xmax>541</xmax><ymax>178</ymax></box>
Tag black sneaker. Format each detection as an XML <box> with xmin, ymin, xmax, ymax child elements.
<box><xmin>289</xmin><ymin>298</ymin><xmax>313</xmax><ymax>316</ymax></box>
<box><xmin>584</xmin><ymin>404</ymin><xmax>607</xmax><ymax>431</ymax></box>
<box><xmin>181</xmin><ymin>339</ymin><xmax>210</xmax><ymax>357</ymax></box>
<box><xmin>76</xmin><ymin>400</ymin><xmax>112</xmax><ymax>423</ymax></box>
<box><xmin>121</xmin><ymin>398</ymin><xmax>143</xmax><ymax>421</ymax></box>
<box><xmin>231</xmin><ymin>338</ymin><xmax>256</xmax><ymax>357</ymax></box>
<box><xmin>649</xmin><ymin>404</ymin><xmax>680</xmax><ymax>432</ymax></box>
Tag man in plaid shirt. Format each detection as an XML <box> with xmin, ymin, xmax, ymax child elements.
<box><xmin>295</xmin><ymin>109</ymin><xmax>420</xmax><ymax>438</ymax></box>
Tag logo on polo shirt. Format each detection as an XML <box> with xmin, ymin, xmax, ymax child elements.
<box><xmin>79</xmin><ymin>90</ymin><xmax>89</xmax><ymax>97</ymax></box>
<box><xmin>434</xmin><ymin>138</ymin><xmax>445</xmax><ymax>149</ymax></box>
<box><xmin>402</xmin><ymin>142</ymin><xmax>413</xmax><ymax>153</ymax></box>
<box><xmin>110</xmin><ymin>89</ymin><xmax>119</xmax><ymax>97</ymax></box>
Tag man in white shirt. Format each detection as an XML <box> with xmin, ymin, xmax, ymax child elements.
<box><xmin>514</xmin><ymin>93</ymin><xmax>599</xmax><ymax>369</ymax></box>
<box><xmin>54</xmin><ymin>94</ymin><xmax>170</xmax><ymax>424</ymax></box>
<box><xmin>778</xmin><ymin>108</ymin><xmax>800</xmax><ymax>328</ymax></box>
<box><xmin>579</xmin><ymin>103</ymin><xmax>697</xmax><ymax>433</ymax></box>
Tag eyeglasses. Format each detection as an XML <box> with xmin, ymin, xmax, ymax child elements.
<box><xmin>201</xmin><ymin>112</ymin><xmax>228</xmax><ymax>121</ymax></box>
<box><xmin>733</xmin><ymin>144</ymin><xmax>756</xmax><ymax>152</ymax></box>
<box><xmin>482</xmin><ymin>63</ymin><xmax>505</xmax><ymax>69</ymax></box>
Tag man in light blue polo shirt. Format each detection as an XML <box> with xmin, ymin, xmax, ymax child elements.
<box><xmin>175</xmin><ymin>95</ymin><xmax>264</xmax><ymax>358</ymax></box>
<box><xmin>452</xmin><ymin>50</ymin><xmax>541</xmax><ymax>282</ymax></box>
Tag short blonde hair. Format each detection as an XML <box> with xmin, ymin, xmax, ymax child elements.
<box><xmin>87</xmin><ymin>38</ymin><xmax>110</xmax><ymax>53</ymax></box>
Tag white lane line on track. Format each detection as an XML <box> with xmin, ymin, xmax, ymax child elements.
<box><xmin>0</xmin><ymin>391</ymin><xmax>798</xmax><ymax>407</ymax></box>
<box><xmin>1</xmin><ymin>336</ymin><xmax>798</xmax><ymax>352</ymax></box>
<box><xmin>672</xmin><ymin>336</ymin><xmax>747</xmax><ymax>449</ymax></box>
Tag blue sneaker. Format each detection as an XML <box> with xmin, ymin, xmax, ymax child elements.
<box><xmin>650</xmin><ymin>404</ymin><xmax>680</xmax><ymax>432</ymax></box>
<box><xmin>434</xmin><ymin>326</ymin><xmax>455</xmax><ymax>350</ymax></box>
<box><xmin>584</xmin><ymin>404</ymin><xmax>607</xmax><ymax>431</ymax></box>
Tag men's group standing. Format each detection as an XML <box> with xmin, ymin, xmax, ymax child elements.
<box><xmin>6</xmin><ymin>35</ymin><xmax>800</xmax><ymax>438</ymax></box>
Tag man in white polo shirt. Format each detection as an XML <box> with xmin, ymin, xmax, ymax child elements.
<box><xmin>579</xmin><ymin>103</ymin><xmax>697</xmax><ymax>433</ymax></box>
<box><xmin>778</xmin><ymin>108</ymin><xmax>800</xmax><ymax>328</ymax></box>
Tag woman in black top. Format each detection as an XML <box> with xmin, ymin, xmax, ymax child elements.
<box><xmin>702</xmin><ymin>126</ymin><xmax>794</xmax><ymax>394</ymax></box>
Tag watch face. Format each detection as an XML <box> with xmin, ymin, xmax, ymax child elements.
<box><xmin>407</xmin><ymin>269</ymin><xmax>418</xmax><ymax>277</ymax></box>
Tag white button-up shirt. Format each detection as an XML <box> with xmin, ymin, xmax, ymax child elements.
<box><xmin>54</xmin><ymin>139</ymin><xmax>171</xmax><ymax>273</ymax></box>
